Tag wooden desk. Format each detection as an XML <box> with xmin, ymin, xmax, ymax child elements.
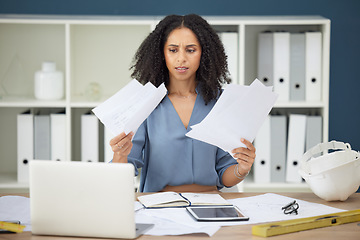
<box><xmin>1</xmin><ymin>192</ymin><xmax>359</xmax><ymax>240</ymax></box>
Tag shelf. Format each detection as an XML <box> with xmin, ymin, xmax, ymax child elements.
<box><xmin>69</xmin><ymin>24</ymin><xmax>151</xmax><ymax>101</ymax></box>
<box><xmin>0</xmin><ymin>15</ymin><xmax>330</xmax><ymax>193</ymax></box>
<box><xmin>0</xmin><ymin>96</ymin><xmax>322</xmax><ymax>109</ymax></box>
<box><xmin>70</xmin><ymin>102</ymin><xmax>101</xmax><ymax>108</ymax></box>
<box><xmin>0</xmin><ymin>97</ymin><xmax>67</xmax><ymax>108</ymax></box>
<box><xmin>0</xmin><ymin>173</ymin><xmax>29</xmax><ymax>191</ymax></box>
<box><xmin>69</xmin><ymin>95</ymin><xmax>111</xmax><ymax>108</ymax></box>
<box><xmin>205</xmin><ymin>16</ymin><xmax>330</xmax><ymax>25</ymax></box>
<box><xmin>274</xmin><ymin>101</ymin><xmax>325</xmax><ymax>108</ymax></box>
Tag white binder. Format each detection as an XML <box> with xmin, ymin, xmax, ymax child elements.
<box><xmin>50</xmin><ymin>112</ymin><xmax>67</xmax><ymax>161</ymax></box>
<box><xmin>257</xmin><ymin>32</ymin><xmax>274</xmax><ymax>87</ymax></box>
<box><xmin>104</xmin><ymin>127</ymin><xmax>114</xmax><ymax>163</ymax></box>
<box><xmin>17</xmin><ymin>110</ymin><xmax>34</xmax><ymax>183</ymax></box>
<box><xmin>253</xmin><ymin>116</ymin><xmax>271</xmax><ymax>183</ymax></box>
<box><xmin>34</xmin><ymin>113</ymin><xmax>51</xmax><ymax>160</ymax></box>
<box><xmin>305</xmin><ymin>32</ymin><xmax>322</xmax><ymax>101</ymax></box>
<box><xmin>270</xmin><ymin>115</ymin><xmax>287</xmax><ymax>182</ymax></box>
<box><xmin>273</xmin><ymin>32</ymin><xmax>290</xmax><ymax>101</ymax></box>
<box><xmin>286</xmin><ymin>114</ymin><xmax>307</xmax><ymax>183</ymax></box>
<box><xmin>219</xmin><ymin>32</ymin><xmax>238</xmax><ymax>83</ymax></box>
<box><xmin>290</xmin><ymin>33</ymin><xmax>306</xmax><ymax>101</ymax></box>
<box><xmin>306</xmin><ymin>116</ymin><xmax>323</xmax><ymax>156</ymax></box>
<box><xmin>81</xmin><ymin>113</ymin><xmax>99</xmax><ymax>163</ymax></box>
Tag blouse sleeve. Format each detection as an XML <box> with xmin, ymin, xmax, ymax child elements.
<box><xmin>215</xmin><ymin>148</ymin><xmax>238</xmax><ymax>187</ymax></box>
<box><xmin>127</xmin><ymin>120</ymin><xmax>147</xmax><ymax>176</ymax></box>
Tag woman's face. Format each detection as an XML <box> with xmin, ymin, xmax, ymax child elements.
<box><xmin>163</xmin><ymin>27</ymin><xmax>202</xmax><ymax>83</ymax></box>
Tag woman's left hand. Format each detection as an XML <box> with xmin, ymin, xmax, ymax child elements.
<box><xmin>232</xmin><ymin>138</ymin><xmax>256</xmax><ymax>174</ymax></box>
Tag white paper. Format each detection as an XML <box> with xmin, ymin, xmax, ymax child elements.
<box><xmin>186</xmin><ymin>79</ymin><xmax>278</xmax><ymax>157</ymax></box>
<box><xmin>92</xmin><ymin>79</ymin><xmax>167</xmax><ymax>136</ymax></box>
<box><xmin>0</xmin><ymin>196</ymin><xmax>31</xmax><ymax>232</ymax></box>
<box><xmin>227</xmin><ymin>193</ymin><xmax>346</xmax><ymax>225</ymax></box>
<box><xmin>135</xmin><ymin>193</ymin><xmax>345</xmax><ymax>236</ymax></box>
<box><xmin>0</xmin><ymin>193</ymin><xmax>345</xmax><ymax>236</ymax></box>
<box><xmin>135</xmin><ymin>207</ymin><xmax>220</xmax><ymax>236</ymax></box>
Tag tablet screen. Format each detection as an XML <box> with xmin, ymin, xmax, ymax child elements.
<box><xmin>186</xmin><ymin>206</ymin><xmax>249</xmax><ymax>221</ymax></box>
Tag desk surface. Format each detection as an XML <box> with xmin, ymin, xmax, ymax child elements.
<box><xmin>1</xmin><ymin>192</ymin><xmax>359</xmax><ymax>240</ymax></box>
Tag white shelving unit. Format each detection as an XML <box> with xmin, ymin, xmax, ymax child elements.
<box><xmin>0</xmin><ymin>15</ymin><xmax>330</xmax><ymax>193</ymax></box>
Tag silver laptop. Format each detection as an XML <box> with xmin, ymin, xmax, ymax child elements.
<box><xmin>29</xmin><ymin>160</ymin><xmax>153</xmax><ymax>239</ymax></box>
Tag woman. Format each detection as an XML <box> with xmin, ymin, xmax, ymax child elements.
<box><xmin>110</xmin><ymin>14</ymin><xmax>256</xmax><ymax>192</ymax></box>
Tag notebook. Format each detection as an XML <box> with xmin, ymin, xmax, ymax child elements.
<box><xmin>29</xmin><ymin>160</ymin><xmax>153</xmax><ymax>239</ymax></box>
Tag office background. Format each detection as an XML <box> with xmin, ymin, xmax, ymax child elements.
<box><xmin>1</xmin><ymin>0</ymin><xmax>359</xmax><ymax>151</ymax></box>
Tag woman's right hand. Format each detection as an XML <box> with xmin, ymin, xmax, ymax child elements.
<box><xmin>109</xmin><ymin>131</ymin><xmax>134</xmax><ymax>163</ymax></box>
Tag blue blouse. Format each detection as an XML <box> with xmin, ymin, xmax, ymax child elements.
<box><xmin>127</xmin><ymin>90</ymin><xmax>237</xmax><ymax>192</ymax></box>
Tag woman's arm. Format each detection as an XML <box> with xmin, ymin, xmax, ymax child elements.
<box><xmin>222</xmin><ymin>138</ymin><xmax>256</xmax><ymax>187</ymax></box>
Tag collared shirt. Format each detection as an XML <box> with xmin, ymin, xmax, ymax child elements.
<box><xmin>128</xmin><ymin>90</ymin><xmax>237</xmax><ymax>192</ymax></box>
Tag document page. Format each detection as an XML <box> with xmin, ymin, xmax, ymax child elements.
<box><xmin>135</xmin><ymin>193</ymin><xmax>346</xmax><ymax>237</ymax></box>
<box><xmin>186</xmin><ymin>79</ymin><xmax>278</xmax><ymax>157</ymax></box>
<box><xmin>180</xmin><ymin>193</ymin><xmax>230</xmax><ymax>206</ymax></box>
<box><xmin>0</xmin><ymin>196</ymin><xmax>31</xmax><ymax>231</ymax></box>
<box><xmin>0</xmin><ymin>193</ymin><xmax>346</xmax><ymax>236</ymax></box>
<box><xmin>92</xmin><ymin>79</ymin><xmax>167</xmax><ymax>136</ymax></box>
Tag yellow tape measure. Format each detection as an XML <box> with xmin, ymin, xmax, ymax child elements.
<box><xmin>0</xmin><ymin>221</ymin><xmax>26</xmax><ymax>233</ymax></box>
<box><xmin>252</xmin><ymin>209</ymin><xmax>360</xmax><ymax>237</ymax></box>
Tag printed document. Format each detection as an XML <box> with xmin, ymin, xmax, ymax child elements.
<box><xmin>92</xmin><ymin>79</ymin><xmax>167</xmax><ymax>136</ymax></box>
<box><xmin>1</xmin><ymin>193</ymin><xmax>346</xmax><ymax>236</ymax></box>
<box><xmin>186</xmin><ymin>79</ymin><xmax>278</xmax><ymax>157</ymax></box>
<box><xmin>135</xmin><ymin>193</ymin><xmax>346</xmax><ymax>236</ymax></box>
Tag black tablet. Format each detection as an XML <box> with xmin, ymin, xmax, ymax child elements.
<box><xmin>186</xmin><ymin>205</ymin><xmax>249</xmax><ymax>221</ymax></box>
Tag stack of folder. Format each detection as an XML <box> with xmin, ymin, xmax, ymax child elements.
<box><xmin>17</xmin><ymin>110</ymin><xmax>107</xmax><ymax>183</ymax></box>
<box><xmin>253</xmin><ymin>114</ymin><xmax>322</xmax><ymax>183</ymax></box>
<box><xmin>257</xmin><ymin>31</ymin><xmax>322</xmax><ymax>102</ymax></box>
<box><xmin>17</xmin><ymin>110</ymin><xmax>67</xmax><ymax>183</ymax></box>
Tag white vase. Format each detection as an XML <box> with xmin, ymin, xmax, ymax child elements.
<box><xmin>34</xmin><ymin>62</ymin><xmax>64</xmax><ymax>100</ymax></box>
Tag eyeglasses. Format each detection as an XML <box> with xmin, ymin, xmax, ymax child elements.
<box><xmin>282</xmin><ymin>200</ymin><xmax>299</xmax><ymax>215</ymax></box>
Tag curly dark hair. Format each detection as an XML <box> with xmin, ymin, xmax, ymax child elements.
<box><xmin>130</xmin><ymin>14</ymin><xmax>231</xmax><ymax>104</ymax></box>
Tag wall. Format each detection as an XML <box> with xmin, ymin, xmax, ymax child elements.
<box><xmin>1</xmin><ymin>0</ymin><xmax>360</xmax><ymax>151</ymax></box>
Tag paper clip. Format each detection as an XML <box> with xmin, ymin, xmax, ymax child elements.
<box><xmin>282</xmin><ymin>200</ymin><xmax>299</xmax><ymax>215</ymax></box>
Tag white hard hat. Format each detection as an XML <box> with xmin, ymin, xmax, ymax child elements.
<box><xmin>299</xmin><ymin>141</ymin><xmax>360</xmax><ymax>201</ymax></box>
